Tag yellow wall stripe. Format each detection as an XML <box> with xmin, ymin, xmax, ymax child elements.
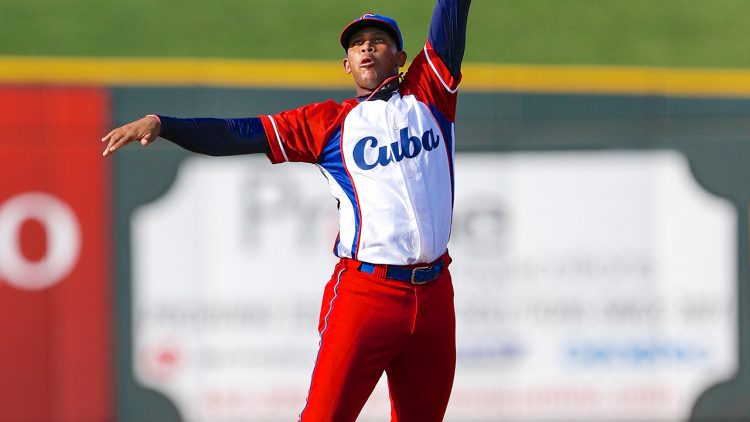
<box><xmin>1</xmin><ymin>56</ymin><xmax>749</xmax><ymax>97</ymax></box>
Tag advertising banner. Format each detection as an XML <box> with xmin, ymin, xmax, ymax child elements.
<box><xmin>0</xmin><ymin>87</ymin><xmax>112</xmax><ymax>422</ymax></box>
<box><xmin>132</xmin><ymin>151</ymin><xmax>736</xmax><ymax>421</ymax></box>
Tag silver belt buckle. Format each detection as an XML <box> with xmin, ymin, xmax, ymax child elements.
<box><xmin>410</xmin><ymin>266</ymin><xmax>431</xmax><ymax>285</ymax></box>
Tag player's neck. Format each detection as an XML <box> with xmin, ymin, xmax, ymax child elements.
<box><xmin>356</xmin><ymin>74</ymin><xmax>401</xmax><ymax>101</ymax></box>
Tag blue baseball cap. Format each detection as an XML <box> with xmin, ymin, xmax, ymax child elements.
<box><xmin>340</xmin><ymin>13</ymin><xmax>404</xmax><ymax>52</ymax></box>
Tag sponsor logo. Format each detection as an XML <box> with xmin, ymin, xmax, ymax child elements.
<box><xmin>567</xmin><ymin>341</ymin><xmax>708</xmax><ymax>366</ymax></box>
<box><xmin>353</xmin><ymin>127</ymin><xmax>440</xmax><ymax>170</ymax></box>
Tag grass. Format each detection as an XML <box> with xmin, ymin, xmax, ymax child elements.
<box><xmin>1</xmin><ymin>0</ymin><xmax>749</xmax><ymax>68</ymax></box>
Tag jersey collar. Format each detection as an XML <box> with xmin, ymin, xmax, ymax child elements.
<box><xmin>357</xmin><ymin>73</ymin><xmax>402</xmax><ymax>102</ymax></box>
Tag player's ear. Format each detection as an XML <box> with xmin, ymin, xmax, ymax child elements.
<box><xmin>342</xmin><ymin>56</ymin><xmax>352</xmax><ymax>74</ymax></box>
<box><xmin>397</xmin><ymin>50</ymin><xmax>407</xmax><ymax>67</ymax></box>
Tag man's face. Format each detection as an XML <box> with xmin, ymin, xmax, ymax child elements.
<box><xmin>343</xmin><ymin>27</ymin><xmax>407</xmax><ymax>96</ymax></box>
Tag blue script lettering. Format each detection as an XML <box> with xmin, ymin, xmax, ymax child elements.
<box><xmin>353</xmin><ymin>127</ymin><xmax>441</xmax><ymax>170</ymax></box>
<box><xmin>400</xmin><ymin>128</ymin><xmax>421</xmax><ymax>159</ymax></box>
<box><xmin>421</xmin><ymin>129</ymin><xmax>439</xmax><ymax>151</ymax></box>
<box><xmin>352</xmin><ymin>136</ymin><xmax>379</xmax><ymax>170</ymax></box>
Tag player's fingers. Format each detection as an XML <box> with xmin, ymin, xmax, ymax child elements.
<box><xmin>101</xmin><ymin>129</ymin><xmax>115</xmax><ymax>143</ymax></box>
<box><xmin>102</xmin><ymin>132</ymin><xmax>119</xmax><ymax>156</ymax></box>
<box><xmin>109</xmin><ymin>133</ymin><xmax>135</xmax><ymax>153</ymax></box>
<box><xmin>103</xmin><ymin>132</ymin><xmax>130</xmax><ymax>156</ymax></box>
<box><xmin>102</xmin><ymin>139</ymin><xmax>116</xmax><ymax>156</ymax></box>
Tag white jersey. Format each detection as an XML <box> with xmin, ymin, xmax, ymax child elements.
<box><xmin>260</xmin><ymin>43</ymin><xmax>460</xmax><ymax>265</ymax></box>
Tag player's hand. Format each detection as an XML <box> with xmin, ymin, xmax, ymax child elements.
<box><xmin>101</xmin><ymin>115</ymin><xmax>161</xmax><ymax>157</ymax></box>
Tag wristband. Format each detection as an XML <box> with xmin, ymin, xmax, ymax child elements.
<box><xmin>145</xmin><ymin>114</ymin><xmax>161</xmax><ymax>124</ymax></box>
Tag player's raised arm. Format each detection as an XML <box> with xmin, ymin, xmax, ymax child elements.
<box><xmin>428</xmin><ymin>0</ymin><xmax>471</xmax><ymax>78</ymax></box>
<box><xmin>101</xmin><ymin>115</ymin><xmax>269</xmax><ymax>157</ymax></box>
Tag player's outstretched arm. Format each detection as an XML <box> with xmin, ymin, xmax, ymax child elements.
<box><xmin>101</xmin><ymin>115</ymin><xmax>160</xmax><ymax>157</ymax></box>
<box><xmin>101</xmin><ymin>115</ymin><xmax>270</xmax><ymax>157</ymax></box>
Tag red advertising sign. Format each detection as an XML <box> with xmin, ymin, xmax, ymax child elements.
<box><xmin>0</xmin><ymin>87</ymin><xmax>112</xmax><ymax>421</ymax></box>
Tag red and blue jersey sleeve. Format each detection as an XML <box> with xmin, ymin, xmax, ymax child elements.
<box><xmin>402</xmin><ymin>42</ymin><xmax>461</xmax><ymax>122</ymax></box>
<box><xmin>259</xmin><ymin>100</ymin><xmax>348</xmax><ymax>164</ymax></box>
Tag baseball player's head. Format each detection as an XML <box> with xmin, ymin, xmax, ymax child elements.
<box><xmin>340</xmin><ymin>13</ymin><xmax>408</xmax><ymax>95</ymax></box>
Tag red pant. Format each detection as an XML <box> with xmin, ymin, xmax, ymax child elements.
<box><xmin>299</xmin><ymin>254</ymin><xmax>456</xmax><ymax>422</ymax></box>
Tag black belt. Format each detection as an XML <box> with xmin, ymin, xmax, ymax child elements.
<box><xmin>358</xmin><ymin>260</ymin><xmax>444</xmax><ymax>284</ymax></box>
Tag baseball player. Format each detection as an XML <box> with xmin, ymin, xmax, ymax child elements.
<box><xmin>102</xmin><ymin>0</ymin><xmax>470</xmax><ymax>420</ymax></box>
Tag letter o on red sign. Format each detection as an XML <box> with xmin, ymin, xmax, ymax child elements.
<box><xmin>0</xmin><ymin>192</ymin><xmax>81</xmax><ymax>290</ymax></box>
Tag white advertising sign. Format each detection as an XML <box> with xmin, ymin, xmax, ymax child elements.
<box><xmin>132</xmin><ymin>151</ymin><xmax>737</xmax><ymax>421</ymax></box>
